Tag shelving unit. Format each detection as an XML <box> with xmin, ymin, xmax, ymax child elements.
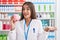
<box><xmin>32</xmin><ymin>0</ymin><xmax>56</xmax><ymax>40</ymax></box>
<box><xmin>0</xmin><ymin>0</ymin><xmax>56</xmax><ymax>40</ymax></box>
<box><xmin>0</xmin><ymin>0</ymin><xmax>24</xmax><ymax>40</ymax></box>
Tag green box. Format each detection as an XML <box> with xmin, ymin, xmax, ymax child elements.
<box><xmin>0</xmin><ymin>35</ymin><xmax>3</xmax><ymax>40</ymax></box>
<box><xmin>3</xmin><ymin>34</ymin><xmax>7</xmax><ymax>40</ymax></box>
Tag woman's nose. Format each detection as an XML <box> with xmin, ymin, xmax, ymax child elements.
<box><xmin>24</xmin><ymin>10</ymin><xmax>27</xmax><ymax>13</ymax></box>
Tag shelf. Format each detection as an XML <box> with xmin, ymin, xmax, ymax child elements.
<box><xmin>36</xmin><ymin>11</ymin><xmax>55</xmax><ymax>13</ymax></box>
<box><xmin>0</xmin><ymin>11</ymin><xmax>21</xmax><ymax>13</ymax></box>
<box><xmin>32</xmin><ymin>2</ymin><xmax>55</xmax><ymax>4</ymax></box>
<box><xmin>0</xmin><ymin>3</ymin><xmax>24</xmax><ymax>5</ymax></box>
<box><xmin>37</xmin><ymin>18</ymin><xmax>55</xmax><ymax>20</ymax></box>
<box><xmin>0</xmin><ymin>19</ymin><xmax>10</xmax><ymax>21</ymax></box>
<box><xmin>0</xmin><ymin>30</ymin><xmax>10</xmax><ymax>34</ymax></box>
<box><xmin>0</xmin><ymin>12</ymin><xmax>21</xmax><ymax>13</ymax></box>
<box><xmin>0</xmin><ymin>30</ymin><xmax>10</xmax><ymax>32</ymax></box>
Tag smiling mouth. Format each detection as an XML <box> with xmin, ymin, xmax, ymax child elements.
<box><xmin>24</xmin><ymin>13</ymin><xmax>28</xmax><ymax>16</ymax></box>
<box><xmin>24</xmin><ymin>14</ymin><xmax>28</xmax><ymax>16</ymax></box>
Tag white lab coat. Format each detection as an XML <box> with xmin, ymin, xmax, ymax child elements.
<box><xmin>8</xmin><ymin>19</ymin><xmax>48</xmax><ymax>40</ymax></box>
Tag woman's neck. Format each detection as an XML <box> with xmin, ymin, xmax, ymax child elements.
<box><xmin>25</xmin><ymin>18</ymin><xmax>31</xmax><ymax>27</ymax></box>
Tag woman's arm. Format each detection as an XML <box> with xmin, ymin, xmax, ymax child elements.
<box><xmin>8</xmin><ymin>16</ymin><xmax>17</xmax><ymax>40</ymax></box>
<box><xmin>10</xmin><ymin>16</ymin><xmax>16</xmax><ymax>31</ymax></box>
<box><xmin>37</xmin><ymin>20</ymin><xmax>48</xmax><ymax>40</ymax></box>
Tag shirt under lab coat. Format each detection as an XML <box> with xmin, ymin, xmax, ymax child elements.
<box><xmin>8</xmin><ymin>19</ymin><xmax>48</xmax><ymax>40</ymax></box>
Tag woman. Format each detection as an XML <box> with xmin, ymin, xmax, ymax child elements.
<box><xmin>9</xmin><ymin>2</ymin><xmax>56</xmax><ymax>40</ymax></box>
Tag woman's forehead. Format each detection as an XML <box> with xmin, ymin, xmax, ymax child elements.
<box><xmin>23</xmin><ymin>4</ymin><xmax>29</xmax><ymax>8</ymax></box>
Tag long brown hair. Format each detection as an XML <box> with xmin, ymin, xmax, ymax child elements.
<box><xmin>20</xmin><ymin>2</ymin><xmax>36</xmax><ymax>20</ymax></box>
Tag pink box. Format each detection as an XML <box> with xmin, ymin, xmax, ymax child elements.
<box><xmin>3</xmin><ymin>24</ymin><xmax>11</xmax><ymax>30</ymax></box>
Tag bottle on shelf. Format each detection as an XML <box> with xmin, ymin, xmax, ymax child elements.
<box><xmin>38</xmin><ymin>4</ymin><xmax>40</xmax><ymax>11</ymax></box>
<box><xmin>50</xmin><ymin>12</ymin><xmax>54</xmax><ymax>18</ymax></box>
<box><xmin>44</xmin><ymin>4</ymin><xmax>46</xmax><ymax>12</ymax></box>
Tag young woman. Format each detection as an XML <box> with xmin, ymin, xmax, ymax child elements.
<box><xmin>9</xmin><ymin>2</ymin><xmax>56</xmax><ymax>40</ymax></box>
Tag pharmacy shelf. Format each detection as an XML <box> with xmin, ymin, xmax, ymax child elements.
<box><xmin>0</xmin><ymin>3</ymin><xmax>24</xmax><ymax>5</ymax></box>
<box><xmin>36</xmin><ymin>12</ymin><xmax>55</xmax><ymax>13</ymax></box>
<box><xmin>37</xmin><ymin>18</ymin><xmax>55</xmax><ymax>20</ymax></box>
<box><xmin>0</xmin><ymin>4</ymin><xmax>23</xmax><ymax>5</ymax></box>
<box><xmin>0</xmin><ymin>30</ymin><xmax>10</xmax><ymax>32</ymax></box>
<box><xmin>0</xmin><ymin>11</ymin><xmax>21</xmax><ymax>14</ymax></box>
<box><xmin>0</xmin><ymin>2</ymin><xmax>55</xmax><ymax>5</ymax></box>
<box><xmin>32</xmin><ymin>2</ymin><xmax>55</xmax><ymax>4</ymax></box>
<box><xmin>36</xmin><ymin>11</ymin><xmax>55</xmax><ymax>13</ymax></box>
<box><xmin>0</xmin><ymin>19</ymin><xmax>10</xmax><ymax>21</ymax></box>
<box><xmin>0</xmin><ymin>30</ymin><xmax>10</xmax><ymax>34</ymax></box>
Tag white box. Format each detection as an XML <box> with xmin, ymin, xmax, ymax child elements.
<box><xmin>0</xmin><ymin>21</ymin><xmax>2</xmax><ymax>30</ymax></box>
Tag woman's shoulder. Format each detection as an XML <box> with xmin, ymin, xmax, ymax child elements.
<box><xmin>32</xmin><ymin>19</ymin><xmax>42</xmax><ymax>28</ymax></box>
<box><xmin>32</xmin><ymin>19</ymin><xmax>41</xmax><ymax>23</ymax></box>
<box><xmin>31</xmin><ymin>19</ymin><xmax>42</xmax><ymax>25</ymax></box>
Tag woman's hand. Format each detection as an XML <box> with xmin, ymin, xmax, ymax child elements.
<box><xmin>10</xmin><ymin>14</ymin><xmax>20</xmax><ymax>31</ymax></box>
<box><xmin>10</xmin><ymin>16</ymin><xmax>16</xmax><ymax>31</ymax></box>
<box><xmin>44</xmin><ymin>26</ymin><xmax>57</xmax><ymax>32</ymax></box>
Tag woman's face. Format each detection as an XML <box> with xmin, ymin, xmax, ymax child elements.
<box><xmin>22</xmin><ymin>4</ymin><xmax>31</xmax><ymax>19</ymax></box>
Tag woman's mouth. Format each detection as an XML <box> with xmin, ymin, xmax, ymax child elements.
<box><xmin>23</xmin><ymin>13</ymin><xmax>28</xmax><ymax>16</ymax></box>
